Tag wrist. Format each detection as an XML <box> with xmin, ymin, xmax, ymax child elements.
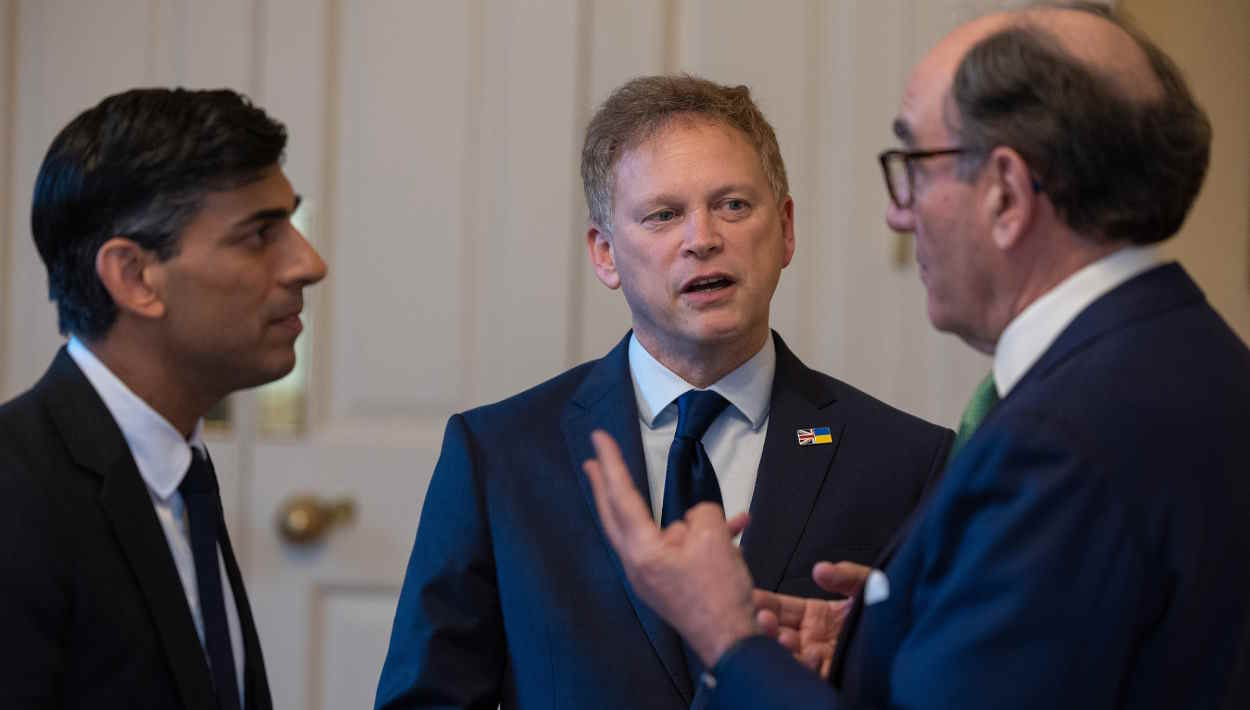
<box><xmin>696</xmin><ymin>613</ymin><xmax>760</xmax><ymax>667</ymax></box>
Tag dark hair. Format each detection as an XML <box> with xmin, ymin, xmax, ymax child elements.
<box><xmin>948</xmin><ymin>8</ymin><xmax>1211</xmax><ymax>245</ymax></box>
<box><xmin>581</xmin><ymin>74</ymin><xmax>788</xmax><ymax>231</ymax></box>
<box><xmin>31</xmin><ymin>87</ymin><xmax>288</xmax><ymax>339</ymax></box>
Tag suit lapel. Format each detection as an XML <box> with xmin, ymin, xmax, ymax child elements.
<box><xmin>561</xmin><ymin>334</ymin><xmax>694</xmax><ymax>704</ymax></box>
<box><xmin>740</xmin><ymin>334</ymin><xmax>842</xmax><ymax>592</ymax></box>
<box><xmin>42</xmin><ymin>349</ymin><xmax>217</xmax><ymax>710</ymax></box>
<box><xmin>829</xmin><ymin>508</ymin><xmax>922</xmax><ymax>687</ymax></box>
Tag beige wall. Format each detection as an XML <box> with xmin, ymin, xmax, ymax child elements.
<box><xmin>1122</xmin><ymin>0</ymin><xmax>1250</xmax><ymax>344</ymax></box>
<box><xmin>0</xmin><ymin>1</ymin><xmax>13</xmax><ymax>370</ymax></box>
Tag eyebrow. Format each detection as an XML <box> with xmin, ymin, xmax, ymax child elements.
<box><xmin>232</xmin><ymin>193</ymin><xmax>302</xmax><ymax>229</ymax></box>
<box><xmin>708</xmin><ymin>184</ymin><xmax>758</xmax><ymax>201</ymax></box>
<box><xmin>631</xmin><ymin>184</ymin><xmax>759</xmax><ymax>211</ymax></box>
<box><xmin>892</xmin><ymin>118</ymin><xmax>914</xmax><ymax>146</ymax></box>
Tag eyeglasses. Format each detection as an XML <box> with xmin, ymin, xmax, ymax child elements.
<box><xmin>878</xmin><ymin>148</ymin><xmax>967</xmax><ymax>209</ymax></box>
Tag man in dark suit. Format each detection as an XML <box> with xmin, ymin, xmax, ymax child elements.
<box><xmin>374</xmin><ymin>75</ymin><xmax>953</xmax><ymax>709</ymax></box>
<box><xmin>0</xmin><ymin>88</ymin><xmax>327</xmax><ymax>709</ymax></box>
<box><xmin>582</xmin><ymin>5</ymin><xmax>1250</xmax><ymax>710</ymax></box>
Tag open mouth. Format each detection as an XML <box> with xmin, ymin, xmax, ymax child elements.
<box><xmin>682</xmin><ymin>276</ymin><xmax>735</xmax><ymax>294</ymax></box>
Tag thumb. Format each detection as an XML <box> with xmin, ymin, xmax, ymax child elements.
<box><xmin>812</xmin><ymin>560</ymin><xmax>871</xmax><ymax>596</ymax></box>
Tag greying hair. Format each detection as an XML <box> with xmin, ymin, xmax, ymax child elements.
<box><xmin>581</xmin><ymin>74</ymin><xmax>789</xmax><ymax>232</ymax></box>
<box><xmin>948</xmin><ymin>4</ymin><xmax>1210</xmax><ymax>244</ymax></box>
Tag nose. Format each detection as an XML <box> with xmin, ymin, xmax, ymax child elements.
<box><xmin>682</xmin><ymin>208</ymin><xmax>722</xmax><ymax>258</ymax></box>
<box><xmin>885</xmin><ymin>200</ymin><xmax>915</xmax><ymax>234</ymax></box>
<box><xmin>282</xmin><ymin>225</ymin><xmax>328</xmax><ymax>288</ymax></box>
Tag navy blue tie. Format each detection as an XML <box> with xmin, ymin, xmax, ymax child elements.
<box><xmin>660</xmin><ymin>390</ymin><xmax>731</xmax><ymax>528</ymax></box>
<box><xmin>659</xmin><ymin>389</ymin><xmax>731</xmax><ymax>687</ymax></box>
<box><xmin>180</xmin><ymin>449</ymin><xmax>242</xmax><ymax>710</ymax></box>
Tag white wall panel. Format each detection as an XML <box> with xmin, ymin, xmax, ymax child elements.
<box><xmin>572</xmin><ymin>0</ymin><xmax>668</xmax><ymax>363</ymax></box>
<box><xmin>0</xmin><ymin>0</ymin><xmax>13</xmax><ymax>374</ymax></box>
<box><xmin>470</xmin><ymin>0</ymin><xmax>581</xmax><ymax>407</ymax></box>
<box><xmin>327</xmin><ymin>0</ymin><xmax>476</xmax><ymax>420</ymax></box>
<box><xmin>824</xmin><ymin>0</ymin><xmax>930</xmax><ymax>415</ymax></box>
<box><xmin>5</xmin><ymin>0</ymin><xmax>152</xmax><ymax>397</ymax></box>
<box><xmin>150</xmin><ymin>0</ymin><xmax>257</xmax><ymax>89</ymax></box>
<box><xmin>319</xmin><ymin>589</ymin><xmax>401</xmax><ymax>710</ymax></box>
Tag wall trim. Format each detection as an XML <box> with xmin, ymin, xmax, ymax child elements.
<box><xmin>0</xmin><ymin>0</ymin><xmax>19</xmax><ymax>388</ymax></box>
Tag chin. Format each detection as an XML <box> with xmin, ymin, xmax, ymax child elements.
<box><xmin>251</xmin><ymin>352</ymin><xmax>298</xmax><ymax>387</ymax></box>
<box><xmin>690</xmin><ymin>318</ymin><xmax>770</xmax><ymax>351</ymax></box>
<box><xmin>685</xmin><ymin>320</ymin><xmax>743</xmax><ymax>344</ymax></box>
<box><xmin>925</xmin><ymin>300</ymin><xmax>957</xmax><ymax>335</ymax></box>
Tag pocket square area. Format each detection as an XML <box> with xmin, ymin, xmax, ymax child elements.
<box><xmin>864</xmin><ymin>569</ymin><xmax>890</xmax><ymax>606</ymax></box>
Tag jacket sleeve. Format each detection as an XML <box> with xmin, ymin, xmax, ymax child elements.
<box><xmin>375</xmin><ymin>414</ymin><xmax>506</xmax><ymax>710</ymax></box>
<box><xmin>706</xmin><ymin>636</ymin><xmax>849</xmax><ymax>710</ymax></box>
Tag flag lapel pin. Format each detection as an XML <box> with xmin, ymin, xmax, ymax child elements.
<box><xmin>797</xmin><ymin>426</ymin><xmax>833</xmax><ymax>446</ymax></box>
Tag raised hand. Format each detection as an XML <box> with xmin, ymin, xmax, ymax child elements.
<box><xmin>582</xmin><ymin>430</ymin><xmax>759</xmax><ymax>666</ymax></box>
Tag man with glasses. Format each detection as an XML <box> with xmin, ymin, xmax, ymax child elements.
<box><xmin>581</xmin><ymin>4</ymin><xmax>1250</xmax><ymax>709</ymax></box>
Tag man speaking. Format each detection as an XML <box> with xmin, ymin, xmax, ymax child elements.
<box><xmin>375</xmin><ymin>75</ymin><xmax>951</xmax><ymax>709</ymax></box>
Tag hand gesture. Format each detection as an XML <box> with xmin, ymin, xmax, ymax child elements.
<box><xmin>753</xmin><ymin>561</ymin><xmax>870</xmax><ymax>678</ymax></box>
<box><xmin>582</xmin><ymin>430</ymin><xmax>759</xmax><ymax>666</ymax></box>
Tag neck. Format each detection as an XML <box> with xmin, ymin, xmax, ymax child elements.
<box><xmin>982</xmin><ymin>231</ymin><xmax>1127</xmax><ymax>354</ymax></box>
<box><xmin>83</xmin><ymin>328</ymin><xmax>218</xmax><ymax>439</ymax></box>
<box><xmin>634</xmin><ymin>328</ymin><xmax>768</xmax><ymax>389</ymax></box>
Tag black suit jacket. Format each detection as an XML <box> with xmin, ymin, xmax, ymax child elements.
<box><xmin>707</xmin><ymin>264</ymin><xmax>1250</xmax><ymax>710</ymax></box>
<box><xmin>375</xmin><ymin>332</ymin><xmax>953</xmax><ymax>709</ymax></box>
<box><xmin>0</xmin><ymin>348</ymin><xmax>272</xmax><ymax>710</ymax></box>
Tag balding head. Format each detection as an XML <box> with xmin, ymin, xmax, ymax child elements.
<box><xmin>914</xmin><ymin>1</ymin><xmax>1210</xmax><ymax>245</ymax></box>
<box><xmin>1020</xmin><ymin>5</ymin><xmax>1162</xmax><ymax>101</ymax></box>
<box><xmin>919</xmin><ymin>5</ymin><xmax>1160</xmax><ymax>102</ymax></box>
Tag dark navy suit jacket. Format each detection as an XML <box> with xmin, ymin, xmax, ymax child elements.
<box><xmin>375</xmin><ymin>332</ymin><xmax>953</xmax><ymax>709</ymax></box>
<box><xmin>708</xmin><ymin>264</ymin><xmax>1250</xmax><ymax>710</ymax></box>
<box><xmin>0</xmin><ymin>349</ymin><xmax>272</xmax><ymax>710</ymax></box>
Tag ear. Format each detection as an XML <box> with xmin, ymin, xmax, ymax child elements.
<box><xmin>95</xmin><ymin>237</ymin><xmax>166</xmax><ymax>320</ymax></box>
<box><xmin>586</xmin><ymin>224</ymin><xmax>621</xmax><ymax>290</ymax></box>
<box><xmin>981</xmin><ymin>146</ymin><xmax>1037</xmax><ymax>251</ymax></box>
<box><xmin>778</xmin><ymin>196</ymin><xmax>796</xmax><ymax>268</ymax></box>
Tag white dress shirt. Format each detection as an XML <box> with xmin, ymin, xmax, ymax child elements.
<box><xmin>68</xmin><ymin>337</ymin><xmax>246</xmax><ymax>708</ymax></box>
<box><xmin>628</xmin><ymin>334</ymin><xmax>774</xmax><ymax>532</ymax></box>
<box><xmin>993</xmin><ymin>246</ymin><xmax>1162</xmax><ymax>398</ymax></box>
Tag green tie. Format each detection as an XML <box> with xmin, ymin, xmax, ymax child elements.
<box><xmin>950</xmin><ymin>372</ymin><xmax>1000</xmax><ymax>458</ymax></box>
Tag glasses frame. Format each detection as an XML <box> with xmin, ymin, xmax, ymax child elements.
<box><xmin>878</xmin><ymin>147</ymin><xmax>968</xmax><ymax>209</ymax></box>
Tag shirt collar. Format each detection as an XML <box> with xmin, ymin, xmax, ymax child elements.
<box><xmin>994</xmin><ymin>246</ymin><xmax>1161</xmax><ymax>397</ymax></box>
<box><xmin>67</xmin><ymin>337</ymin><xmax>205</xmax><ymax>499</ymax></box>
<box><xmin>628</xmin><ymin>332</ymin><xmax>775</xmax><ymax>431</ymax></box>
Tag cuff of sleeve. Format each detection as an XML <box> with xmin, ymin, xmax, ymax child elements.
<box><xmin>702</xmin><ymin>635</ymin><xmax>839</xmax><ymax>710</ymax></box>
<box><xmin>700</xmin><ymin>635</ymin><xmax>772</xmax><ymax>705</ymax></box>
<box><xmin>708</xmin><ymin>633</ymin><xmax>769</xmax><ymax>681</ymax></box>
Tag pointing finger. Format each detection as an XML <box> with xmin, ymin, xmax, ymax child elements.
<box><xmin>587</xmin><ymin>430</ymin><xmax>659</xmax><ymax>548</ymax></box>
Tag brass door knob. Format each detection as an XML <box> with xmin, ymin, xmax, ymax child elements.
<box><xmin>276</xmin><ymin>495</ymin><xmax>356</xmax><ymax>544</ymax></box>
